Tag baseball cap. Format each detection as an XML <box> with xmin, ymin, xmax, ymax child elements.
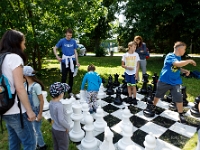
<box><xmin>23</xmin><ymin>66</ymin><xmax>35</xmax><ymax>76</ymax></box>
<box><xmin>49</xmin><ymin>82</ymin><xmax>70</xmax><ymax>98</ymax></box>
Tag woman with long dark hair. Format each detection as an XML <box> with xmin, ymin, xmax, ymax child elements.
<box><xmin>0</xmin><ymin>29</ymin><xmax>36</xmax><ymax>150</ymax></box>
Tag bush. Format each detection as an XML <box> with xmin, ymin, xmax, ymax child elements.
<box><xmin>118</xmin><ymin>46</ymin><xmax>126</xmax><ymax>52</ymax></box>
<box><xmin>94</xmin><ymin>46</ymin><xmax>107</xmax><ymax>57</ymax></box>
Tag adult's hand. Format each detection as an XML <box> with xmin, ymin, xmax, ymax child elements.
<box><xmin>27</xmin><ymin>110</ymin><xmax>36</xmax><ymax>122</ymax></box>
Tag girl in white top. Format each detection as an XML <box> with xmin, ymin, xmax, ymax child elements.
<box><xmin>1</xmin><ymin>29</ymin><xmax>36</xmax><ymax>150</ymax></box>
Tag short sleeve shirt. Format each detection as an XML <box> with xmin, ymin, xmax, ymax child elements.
<box><xmin>122</xmin><ymin>52</ymin><xmax>140</xmax><ymax>75</ymax></box>
<box><xmin>3</xmin><ymin>54</ymin><xmax>26</xmax><ymax>115</ymax></box>
<box><xmin>56</xmin><ymin>38</ymin><xmax>77</xmax><ymax>56</ymax></box>
<box><xmin>159</xmin><ymin>53</ymin><xmax>182</xmax><ymax>85</ymax></box>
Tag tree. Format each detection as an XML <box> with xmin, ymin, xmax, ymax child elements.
<box><xmin>0</xmin><ymin>0</ymin><xmax>107</xmax><ymax>69</ymax></box>
<box><xmin>119</xmin><ymin>0</ymin><xmax>200</xmax><ymax>53</ymax></box>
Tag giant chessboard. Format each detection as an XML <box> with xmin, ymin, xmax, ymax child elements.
<box><xmin>75</xmin><ymin>93</ymin><xmax>200</xmax><ymax>150</ymax></box>
<box><xmin>42</xmin><ymin>91</ymin><xmax>200</xmax><ymax>150</ymax></box>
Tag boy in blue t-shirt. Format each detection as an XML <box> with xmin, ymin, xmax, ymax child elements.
<box><xmin>146</xmin><ymin>41</ymin><xmax>196</xmax><ymax>123</ymax></box>
<box><xmin>81</xmin><ymin>64</ymin><xmax>102</xmax><ymax>114</ymax></box>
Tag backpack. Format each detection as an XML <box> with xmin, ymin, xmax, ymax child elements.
<box><xmin>0</xmin><ymin>52</ymin><xmax>23</xmax><ymax>132</ymax></box>
<box><xmin>0</xmin><ymin>53</ymin><xmax>16</xmax><ymax>115</ymax></box>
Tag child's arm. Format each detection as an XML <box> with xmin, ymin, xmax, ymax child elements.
<box><xmin>135</xmin><ymin>61</ymin><xmax>140</xmax><ymax>80</ymax></box>
<box><xmin>37</xmin><ymin>94</ymin><xmax>44</xmax><ymax>121</ymax></box>
<box><xmin>180</xmin><ymin>68</ymin><xmax>190</xmax><ymax>76</ymax></box>
<box><xmin>57</xmin><ymin>104</ymin><xmax>70</xmax><ymax>131</ymax></box>
<box><xmin>173</xmin><ymin>59</ymin><xmax>196</xmax><ymax>68</ymax></box>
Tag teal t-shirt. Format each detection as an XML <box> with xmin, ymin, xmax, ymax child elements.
<box><xmin>159</xmin><ymin>53</ymin><xmax>182</xmax><ymax>85</ymax></box>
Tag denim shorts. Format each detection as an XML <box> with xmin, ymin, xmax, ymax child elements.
<box><xmin>3</xmin><ymin>113</ymin><xmax>36</xmax><ymax>150</ymax></box>
<box><xmin>155</xmin><ymin>81</ymin><xmax>182</xmax><ymax>103</ymax></box>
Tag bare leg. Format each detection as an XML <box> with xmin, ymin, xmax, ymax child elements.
<box><xmin>153</xmin><ymin>97</ymin><xmax>160</xmax><ymax>106</ymax></box>
<box><xmin>127</xmin><ymin>86</ymin><xmax>132</xmax><ymax>97</ymax></box>
<box><xmin>132</xmin><ymin>86</ymin><xmax>137</xmax><ymax>98</ymax></box>
<box><xmin>176</xmin><ymin>102</ymin><xmax>183</xmax><ymax>113</ymax></box>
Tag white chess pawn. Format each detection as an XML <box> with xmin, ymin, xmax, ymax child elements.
<box><xmin>60</xmin><ymin>98</ymin><xmax>74</xmax><ymax>130</ymax></box>
<box><xmin>143</xmin><ymin>132</ymin><xmax>156</xmax><ymax>150</ymax></box>
<box><xmin>69</xmin><ymin>101</ymin><xmax>85</xmax><ymax>142</ymax></box>
<box><xmin>81</xmin><ymin>113</ymin><xmax>98</xmax><ymax>150</ymax></box>
<box><xmin>119</xmin><ymin>106</ymin><xmax>133</xmax><ymax>131</ymax></box>
<box><xmin>117</xmin><ymin>124</ymin><xmax>134</xmax><ymax>150</ymax></box>
<box><xmin>100</xmin><ymin>126</ymin><xmax>115</xmax><ymax>150</ymax></box>
<box><xmin>81</xmin><ymin>102</ymin><xmax>90</xmax><ymax>124</ymax></box>
<box><xmin>94</xmin><ymin>106</ymin><xmax>107</xmax><ymax>132</ymax></box>
<box><xmin>42</xmin><ymin>91</ymin><xmax>49</xmax><ymax>111</ymax></box>
<box><xmin>79</xmin><ymin>90</ymin><xmax>87</xmax><ymax>104</ymax></box>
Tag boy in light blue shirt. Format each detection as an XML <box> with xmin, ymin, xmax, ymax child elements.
<box><xmin>81</xmin><ymin>64</ymin><xmax>102</xmax><ymax>113</ymax></box>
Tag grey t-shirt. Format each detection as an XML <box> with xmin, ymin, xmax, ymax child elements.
<box><xmin>49</xmin><ymin>100</ymin><xmax>70</xmax><ymax>131</ymax></box>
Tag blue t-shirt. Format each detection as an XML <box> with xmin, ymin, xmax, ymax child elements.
<box><xmin>56</xmin><ymin>38</ymin><xmax>77</xmax><ymax>56</ymax></box>
<box><xmin>159</xmin><ymin>53</ymin><xmax>182</xmax><ymax>85</ymax></box>
<box><xmin>81</xmin><ymin>71</ymin><xmax>102</xmax><ymax>91</ymax></box>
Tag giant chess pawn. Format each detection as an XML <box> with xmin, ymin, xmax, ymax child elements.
<box><xmin>117</xmin><ymin>124</ymin><xmax>134</xmax><ymax>150</ymax></box>
<box><xmin>61</xmin><ymin>98</ymin><xmax>74</xmax><ymax>130</ymax></box>
<box><xmin>125</xmin><ymin>145</ymin><xmax>136</xmax><ymax>150</ymax></box>
<box><xmin>106</xmin><ymin>82</ymin><xmax>114</xmax><ymax>96</ymax></box>
<box><xmin>81</xmin><ymin>113</ymin><xmax>98</xmax><ymax>150</ymax></box>
<box><xmin>190</xmin><ymin>95</ymin><xmax>200</xmax><ymax>117</ymax></box>
<box><xmin>138</xmin><ymin>73</ymin><xmax>149</xmax><ymax>94</ymax></box>
<box><xmin>81</xmin><ymin>102</ymin><xmax>90</xmax><ymax>124</ymax></box>
<box><xmin>121</xmin><ymin>74</ymin><xmax>128</xmax><ymax>96</ymax></box>
<box><xmin>79</xmin><ymin>90</ymin><xmax>87</xmax><ymax>104</ymax></box>
<box><xmin>143</xmin><ymin>132</ymin><xmax>156</xmax><ymax>150</ymax></box>
<box><xmin>119</xmin><ymin>106</ymin><xmax>133</xmax><ymax>132</ymax></box>
<box><xmin>100</xmin><ymin>126</ymin><xmax>115</xmax><ymax>150</ymax></box>
<box><xmin>69</xmin><ymin>101</ymin><xmax>85</xmax><ymax>142</ymax></box>
<box><xmin>113</xmin><ymin>87</ymin><xmax>123</xmax><ymax>105</ymax></box>
<box><xmin>94</xmin><ymin>106</ymin><xmax>107</xmax><ymax>132</ymax></box>
<box><xmin>42</xmin><ymin>91</ymin><xmax>49</xmax><ymax>111</ymax></box>
<box><xmin>143</xmin><ymin>88</ymin><xmax>155</xmax><ymax>117</ymax></box>
<box><xmin>113</xmin><ymin>73</ymin><xmax>120</xmax><ymax>87</ymax></box>
<box><xmin>106</xmin><ymin>74</ymin><xmax>113</xmax><ymax>88</ymax></box>
<box><xmin>181</xmin><ymin>86</ymin><xmax>189</xmax><ymax>106</ymax></box>
<box><xmin>97</xmin><ymin>83</ymin><xmax>106</xmax><ymax>103</ymax></box>
<box><xmin>151</xmin><ymin>73</ymin><xmax>159</xmax><ymax>96</ymax></box>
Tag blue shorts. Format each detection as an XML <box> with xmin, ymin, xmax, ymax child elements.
<box><xmin>125</xmin><ymin>72</ymin><xmax>136</xmax><ymax>86</ymax></box>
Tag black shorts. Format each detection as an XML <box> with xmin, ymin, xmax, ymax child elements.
<box><xmin>155</xmin><ymin>81</ymin><xmax>182</xmax><ymax>103</ymax></box>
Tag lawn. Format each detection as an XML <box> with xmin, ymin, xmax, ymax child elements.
<box><xmin>0</xmin><ymin>56</ymin><xmax>199</xmax><ymax>150</ymax></box>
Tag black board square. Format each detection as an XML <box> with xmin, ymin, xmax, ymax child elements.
<box><xmin>159</xmin><ymin>129</ymin><xmax>190</xmax><ymax>148</ymax></box>
<box><xmin>152</xmin><ymin>116</ymin><xmax>176</xmax><ymax>128</ymax></box>
<box><xmin>131</xmin><ymin>129</ymin><xmax>148</xmax><ymax>148</ymax></box>
<box><xmin>102</xmin><ymin>104</ymin><xmax>119</xmax><ymax>113</ymax></box>
<box><xmin>104</xmin><ymin>114</ymin><xmax>121</xmax><ymax>127</ymax></box>
<box><xmin>130</xmin><ymin>115</ymin><xmax>148</xmax><ymax>128</ymax></box>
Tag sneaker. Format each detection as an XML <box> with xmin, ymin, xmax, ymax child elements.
<box><xmin>178</xmin><ymin>113</ymin><xmax>186</xmax><ymax>123</ymax></box>
<box><xmin>130</xmin><ymin>98</ymin><xmax>138</xmax><ymax>105</ymax></box>
<box><xmin>126</xmin><ymin>97</ymin><xmax>132</xmax><ymax>104</ymax></box>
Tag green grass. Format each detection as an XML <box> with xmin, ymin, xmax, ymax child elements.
<box><xmin>1</xmin><ymin>56</ymin><xmax>200</xmax><ymax>149</ymax></box>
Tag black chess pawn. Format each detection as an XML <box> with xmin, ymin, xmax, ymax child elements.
<box><xmin>106</xmin><ymin>80</ymin><xmax>114</xmax><ymax>96</ymax></box>
<box><xmin>113</xmin><ymin>87</ymin><xmax>122</xmax><ymax>105</ymax></box>
<box><xmin>106</xmin><ymin>74</ymin><xmax>113</xmax><ymax>88</ymax></box>
<box><xmin>143</xmin><ymin>88</ymin><xmax>155</xmax><ymax>117</ymax></box>
<box><xmin>113</xmin><ymin>73</ymin><xmax>120</xmax><ymax>87</ymax></box>
<box><xmin>151</xmin><ymin>73</ymin><xmax>159</xmax><ymax>96</ymax></box>
<box><xmin>121</xmin><ymin>74</ymin><xmax>128</xmax><ymax>96</ymax></box>
<box><xmin>190</xmin><ymin>95</ymin><xmax>200</xmax><ymax>117</ymax></box>
<box><xmin>138</xmin><ymin>73</ymin><xmax>149</xmax><ymax>94</ymax></box>
<box><xmin>181</xmin><ymin>86</ymin><xmax>188</xmax><ymax>106</ymax></box>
